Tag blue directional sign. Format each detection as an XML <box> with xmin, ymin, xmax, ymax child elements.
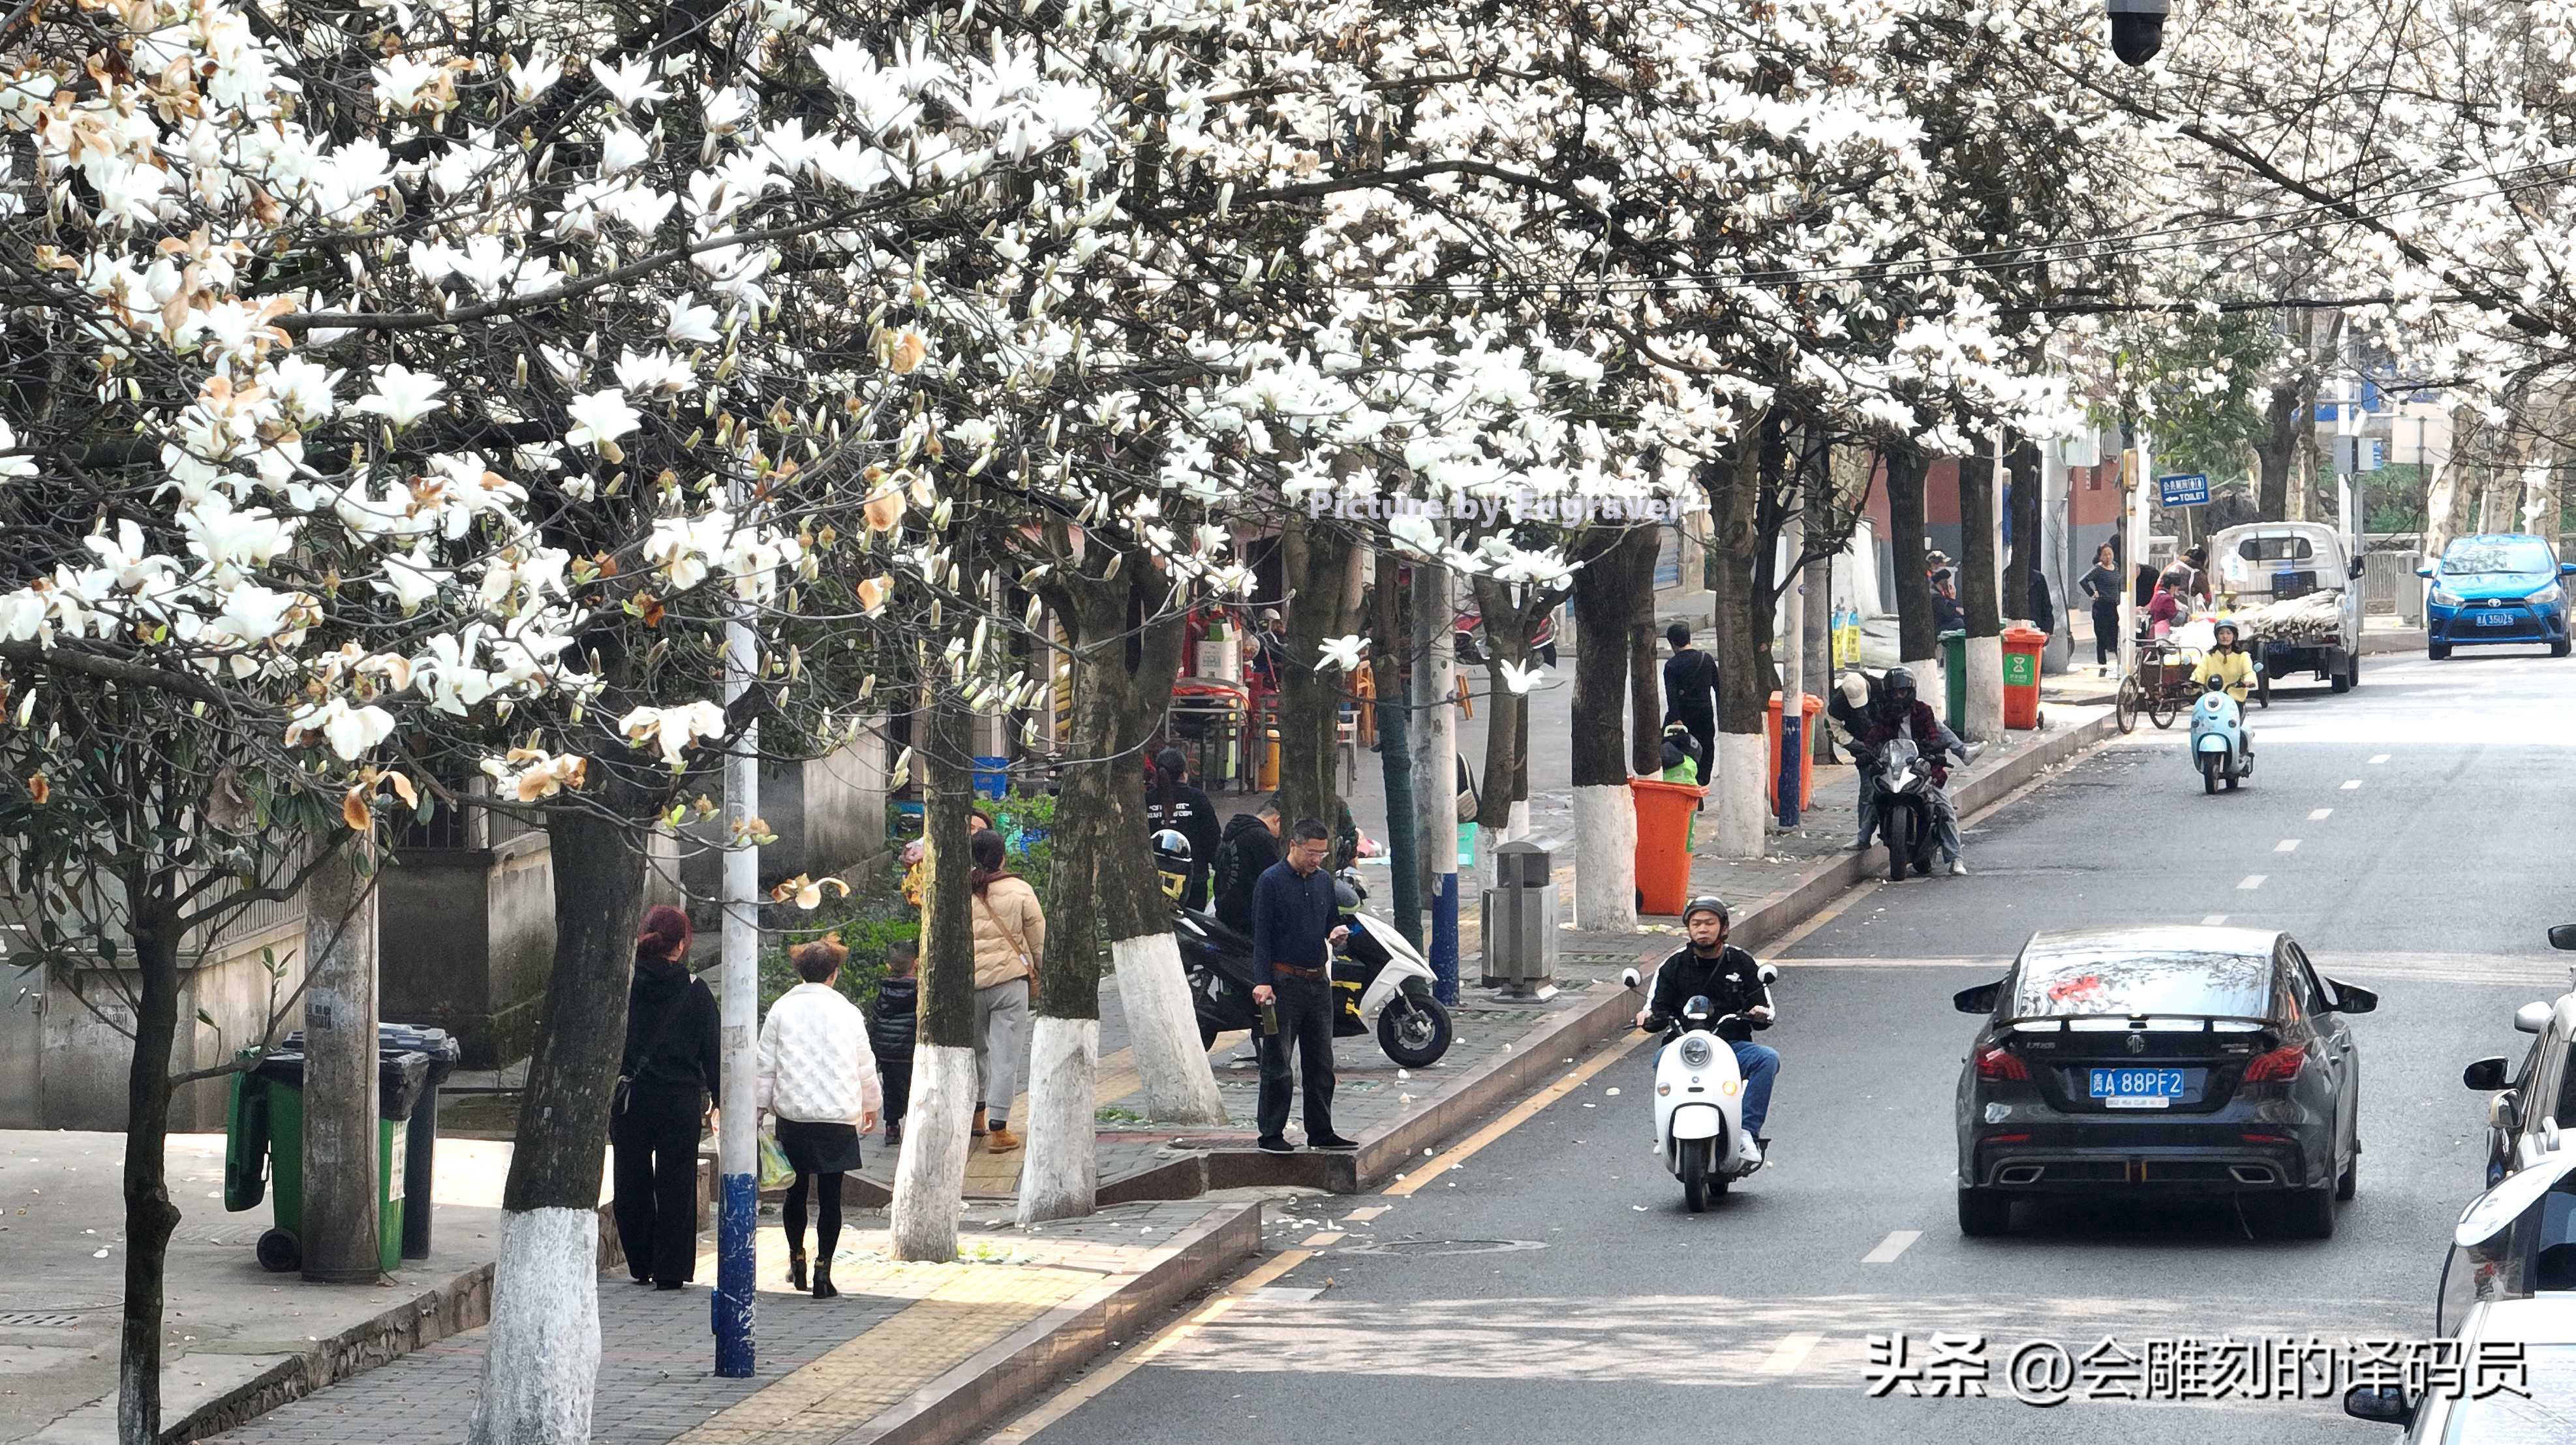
<box><xmin>2157</xmin><ymin>472</ymin><xmax>2211</xmax><ymax>508</ymax></box>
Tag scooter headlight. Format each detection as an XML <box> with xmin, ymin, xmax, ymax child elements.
<box><xmin>1678</xmin><ymin>1036</ymin><xmax>1715</xmax><ymax>1070</ymax></box>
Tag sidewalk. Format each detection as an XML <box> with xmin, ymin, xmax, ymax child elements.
<box><xmin>204</xmin><ymin>1199</ymin><xmax>1258</xmax><ymax>1445</ymax></box>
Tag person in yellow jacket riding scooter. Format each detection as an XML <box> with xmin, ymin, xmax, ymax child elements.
<box><xmin>2190</xmin><ymin>618</ymin><xmax>2258</xmax><ymax>756</ymax></box>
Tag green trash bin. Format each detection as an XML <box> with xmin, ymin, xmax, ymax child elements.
<box><xmin>226</xmin><ymin>1047</ymin><xmax>431</xmax><ymax>1274</ymax></box>
<box><xmin>1938</xmin><ymin>629</ymin><xmax>1967</xmax><ymax>734</ymax></box>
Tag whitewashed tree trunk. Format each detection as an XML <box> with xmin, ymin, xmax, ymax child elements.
<box><xmin>1962</xmin><ymin>634</ymin><xmax>2004</xmax><ymax>742</ymax></box>
<box><xmin>1110</xmin><ymin>931</ymin><xmax>1227</xmax><ymax>1123</ymax></box>
<box><xmin>1015</xmin><ymin>1018</ymin><xmax>1099</xmax><ymax>1227</ymax></box>
<box><xmin>891</xmin><ymin>1044</ymin><xmax>977</xmax><ymax>1262</ymax></box>
<box><xmin>466</xmin><ymin>1208</ymin><xmax>600</xmax><ymax>1445</ymax></box>
<box><xmin>1571</xmin><ymin>783</ymin><xmax>1637</xmax><ymax>930</ymax></box>
<box><xmin>1710</xmin><ymin>729</ymin><xmax>1767</xmax><ymax>859</ymax></box>
<box><xmin>1907</xmin><ymin>653</ymin><xmax>1940</xmax><ymax>722</ymax></box>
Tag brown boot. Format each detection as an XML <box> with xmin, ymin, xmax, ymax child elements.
<box><xmin>987</xmin><ymin>1125</ymin><xmax>1022</xmax><ymax>1153</ymax></box>
<box><xmin>971</xmin><ymin>1105</ymin><xmax>988</xmax><ymax>1137</ymax></box>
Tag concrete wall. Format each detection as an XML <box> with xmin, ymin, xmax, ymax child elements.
<box><xmin>26</xmin><ymin>921</ymin><xmax>305</xmax><ymax>1132</ymax></box>
<box><xmin>677</xmin><ymin>733</ymin><xmax>891</xmax><ymax>909</ymax></box>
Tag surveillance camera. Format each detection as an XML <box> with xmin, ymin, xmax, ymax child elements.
<box><xmin>2108</xmin><ymin>0</ymin><xmax>2168</xmax><ymax>65</ymax></box>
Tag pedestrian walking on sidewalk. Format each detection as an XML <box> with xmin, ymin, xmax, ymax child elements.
<box><xmin>870</xmin><ymin>939</ymin><xmax>919</xmax><ymax>1147</ymax></box>
<box><xmin>2081</xmin><ymin>543</ymin><xmax>2122</xmax><ymax>673</ymax></box>
<box><xmin>1251</xmin><ymin>818</ymin><xmax>1358</xmax><ymax>1153</ymax></box>
<box><xmin>757</xmin><ymin>937</ymin><xmax>882</xmax><ymax>1299</ymax></box>
<box><xmin>964</xmin><ymin>828</ymin><xmax>1044</xmax><ymax>1153</ymax></box>
<box><xmin>1661</xmin><ymin>622</ymin><xmax>1719</xmax><ymax>797</ymax></box>
<box><xmin>1145</xmin><ymin>746</ymin><xmax>1223</xmax><ymax>911</ymax></box>
<box><xmin>613</xmin><ymin>905</ymin><xmax>720</xmax><ymax>1290</ymax></box>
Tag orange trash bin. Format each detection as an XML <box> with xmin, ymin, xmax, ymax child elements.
<box><xmin>1629</xmin><ymin>776</ymin><xmax>1704</xmax><ymax>916</ymax></box>
<box><xmin>1764</xmin><ymin>692</ymin><xmax>1824</xmax><ymax>810</ymax></box>
<box><xmin>2002</xmin><ymin>626</ymin><xmax>2048</xmax><ymax>730</ymax></box>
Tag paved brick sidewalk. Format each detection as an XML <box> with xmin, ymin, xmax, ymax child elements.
<box><xmin>206</xmin><ymin>1200</ymin><xmax>1242</xmax><ymax>1445</ymax></box>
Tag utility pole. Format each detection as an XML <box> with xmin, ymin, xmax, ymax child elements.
<box><xmin>2121</xmin><ymin>425</ymin><xmax>2152</xmax><ymax>678</ymax></box>
<box><xmin>713</xmin><ymin>485</ymin><xmax>759</xmax><ymax>1378</ymax></box>
<box><xmin>301</xmin><ymin>844</ymin><xmax>379</xmax><ymax>1284</ymax></box>
<box><xmin>1777</xmin><ymin>504</ymin><xmax>1805</xmax><ymax>828</ymax></box>
<box><xmin>1409</xmin><ymin>552</ymin><xmax>1459</xmax><ymax>1005</ymax></box>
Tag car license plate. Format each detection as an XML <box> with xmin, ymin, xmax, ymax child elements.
<box><xmin>2090</xmin><ymin>1067</ymin><xmax>2187</xmax><ymax>1108</ymax></box>
<box><xmin>2477</xmin><ymin>611</ymin><xmax>2515</xmax><ymax>627</ymax></box>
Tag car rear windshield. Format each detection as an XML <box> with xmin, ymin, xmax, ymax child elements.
<box><xmin>2443</xmin><ymin>539</ymin><xmax>2554</xmax><ymax>576</ymax></box>
<box><xmin>2012</xmin><ymin>948</ymin><xmax>2274</xmax><ymax>1020</ymax></box>
<box><xmin>2234</xmin><ymin>535</ymin><xmax>2314</xmax><ymax>563</ymax></box>
<box><xmin>2442</xmin><ymin>1345</ymin><xmax>2576</xmax><ymax>1443</ymax></box>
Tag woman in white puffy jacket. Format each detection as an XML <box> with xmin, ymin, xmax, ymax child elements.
<box><xmin>756</xmin><ymin>937</ymin><xmax>882</xmax><ymax>1299</ymax></box>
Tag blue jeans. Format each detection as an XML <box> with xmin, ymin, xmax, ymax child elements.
<box><xmin>1732</xmin><ymin>1041</ymin><xmax>1779</xmax><ymax>1138</ymax></box>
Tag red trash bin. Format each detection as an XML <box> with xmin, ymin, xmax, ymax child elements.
<box><xmin>2002</xmin><ymin>626</ymin><xmax>2048</xmax><ymax>729</ymax></box>
<box><xmin>1629</xmin><ymin>776</ymin><xmax>1704</xmax><ymax>916</ymax></box>
<box><xmin>1764</xmin><ymin>692</ymin><xmax>1825</xmax><ymax>810</ymax></box>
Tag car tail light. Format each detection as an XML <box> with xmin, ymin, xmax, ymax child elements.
<box><xmin>2242</xmin><ymin>1133</ymin><xmax>2289</xmax><ymax>1144</ymax></box>
<box><xmin>2243</xmin><ymin>1044</ymin><xmax>2307</xmax><ymax>1082</ymax></box>
<box><xmin>1986</xmin><ymin>1133</ymin><xmax>2031</xmax><ymax>1144</ymax></box>
<box><xmin>1974</xmin><ymin>1046</ymin><xmax>2029</xmax><ymax>1081</ymax></box>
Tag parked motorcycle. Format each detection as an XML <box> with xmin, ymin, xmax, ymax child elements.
<box><xmin>1621</xmin><ymin>966</ymin><xmax>1776</xmax><ymax>1211</ymax></box>
<box><xmin>1871</xmin><ymin>737</ymin><xmax>1944</xmax><ymax>882</ymax></box>
<box><xmin>1159</xmin><ymin>838</ymin><xmax>1454</xmax><ymax>1067</ymax></box>
<box><xmin>2188</xmin><ymin>675</ymin><xmax>2254</xmax><ymax>793</ymax></box>
<box><xmin>1453</xmin><ymin>605</ymin><xmax>1558</xmax><ymax>667</ymax></box>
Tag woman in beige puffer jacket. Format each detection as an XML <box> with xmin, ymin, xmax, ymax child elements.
<box><xmin>960</xmin><ymin>828</ymin><xmax>1044</xmax><ymax>1152</ymax></box>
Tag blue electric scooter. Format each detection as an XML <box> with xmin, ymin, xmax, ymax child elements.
<box><xmin>2187</xmin><ymin>671</ymin><xmax>2256</xmax><ymax>793</ymax></box>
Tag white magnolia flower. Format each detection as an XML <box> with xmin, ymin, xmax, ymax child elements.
<box><xmin>621</xmin><ymin>700</ymin><xmax>728</xmax><ymax>765</ymax></box>
<box><xmin>1317</xmin><ymin>635</ymin><xmax>1366</xmax><ymax>672</ymax></box>
<box><xmin>590</xmin><ymin>56</ymin><xmax>671</xmax><ymax>112</ymax></box>
<box><xmin>600</xmin><ymin>126</ymin><xmax>651</xmax><ymax>175</ymax></box>
<box><xmin>663</xmin><ymin>292</ymin><xmax>722</xmax><ymax>346</ymax></box>
<box><xmin>355</xmin><ymin>365</ymin><xmax>448</xmax><ymax>429</ymax></box>
<box><xmin>613</xmin><ymin>348</ymin><xmax>696</xmax><ymax>396</ymax></box>
<box><xmin>506</xmin><ymin>53</ymin><xmax>563</xmax><ymax>104</ymax></box>
<box><xmin>0</xmin><ymin>419</ymin><xmax>33</xmax><ymax>480</ymax></box>
<box><xmin>266</xmin><ymin>357</ymin><xmax>344</xmax><ymax>423</ymax></box>
<box><xmin>1497</xmin><ymin>660</ymin><xmax>1547</xmax><ymax>695</ymax></box>
<box><xmin>564</xmin><ymin>389</ymin><xmax>642</xmax><ymax>451</ymax></box>
<box><xmin>287</xmin><ymin>697</ymin><xmax>396</xmax><ymax>761</ymax></box>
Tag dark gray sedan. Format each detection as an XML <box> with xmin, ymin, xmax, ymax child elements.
<box><xmin>1952</xmin><ymin>925</ymin><xmax>2376</xmax><ymax>1239</ymax></box>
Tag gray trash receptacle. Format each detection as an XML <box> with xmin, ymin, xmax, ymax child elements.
<box><xmin>1480</xmin><ymin>840</ymin><xmax>1559</xmax><ymax>995</ymax></box>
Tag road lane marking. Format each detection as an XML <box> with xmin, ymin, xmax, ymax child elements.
<box><xmin>1300</xmin><ymin>1231</ymin><xmax>1345</xmax><ymax>1247</ymax></box>
<box><xmin>1340</xmin><ymin>1206</ymin><xmax>1388</xmax><ymax>1222</ymax></box>
<box><xmin>2341</xmin><ymin>780</ymin><xmax>2362</xmax><ymax>790</ymax></box>
<box><xmin>2309</xmin><ymin>808</ymin><xmax>2334</xmax><ymax>820</ymax></box>
<box><xmin>981</xmin><ymin>1248</ymin><xmax>1319</xmax><ymax>1442</ymax></box>
<box><xmin>1381</xmin><ymin>1029</ymin><xmax>1653</xmax><ymax>1198</ymax></box>
<box><xmin>2201</xmin><ymin>915</ymin><xmax>2229</xmax><ymax>925</ymax></box>
<box><xmin>2275</xmin><ymin>839</ymin><xmax>2301</xmax><ymax>853</ymax></box>
<box><xmin>2369</xmin><ymin>753</ymin><xmax>2390</xmax><ymax>763</ymax></box>
<box><xmin>2238</xmin><ymin>875</ymin><xmax>2267</xmax><ymax>890</ymax></box>
<box><xmin>1762</xmin><ymin>1333</ymin><xmax>1826</xmax><ymax>1375</ymax></box>
<box><xmin>1861</xmin><ymin>1230</ymin><xmax>1920</xmax><ymax>1264</ymax></box>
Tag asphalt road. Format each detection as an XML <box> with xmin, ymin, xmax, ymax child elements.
<box><xmin>998</xmin><ymin>646</ymin><xmax>2576</xmax><ymax>1444</ymax></box>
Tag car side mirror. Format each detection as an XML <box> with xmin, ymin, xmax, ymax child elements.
<box><xmin>2560</xmin><ymin>562</ymin><xmax>2576</xmax><ymax>578</ymax></box>
<box><xmin>1621</xmin><ymin>967</ymin><xmax>1641</xmax><ymax>990</ymax></box>
<box><xmin>2464</xmin><ymin>1057</ymin><xmax>2509</xmax><ymax>1091</ymax></box>
<box><xmin>2342</xmin><ymin>1384</ymin><xmax>2414</xmax><ymax>1426</ymax></box>
<box><xmin>2416</xmin><ymin>564</ymin><xmax>2436</xmax><ymax>579</ymax></box>
<box><xmin>2328</xmin><ymin>982</ymin><xmax>2376</xmax><ymax>1014</ymax></box>
<box><xmin>2517</xmin><ymin>1001</ymin><xmax>2553</xmax><ymax>1034</ymax></box>
<box><xmin>1953</xmin><ymin>979</ymin><xmax>2004</xmax><ymax>1014</ymax></box>
<box><xmin>2549</xmin><ymin>924</ymin><xmax>2576</xmax><ymax>951</ymax></box>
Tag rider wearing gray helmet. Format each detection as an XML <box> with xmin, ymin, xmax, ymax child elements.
<box><xmin>1634</xmin><ymin>896</ymin><xmax>1780</xmax><ymax>1167</ymax></box>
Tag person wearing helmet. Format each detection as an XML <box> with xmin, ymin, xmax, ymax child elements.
<box><xmin>1634</xmin><ymin>896</ymin><xmax>1779</xmax><ymax>1168</ymax></box>
<box><xmin>2192</xmin><ymin>618</ymin><xmax>2258</xmax><ymax>753</ymax></box>
<box><xmin>1856</xmin><ymin>665</ymin><xmax>1971</xmax><ymax>875</ymax></box>
<box><xmin>1827</xmin><ymin>670</ymin><xmax>1884</xmax><ymax>851</ymax></box>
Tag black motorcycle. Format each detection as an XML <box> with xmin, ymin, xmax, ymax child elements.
<box><xmin>1870</xmin><ymin>737</ymin><xmax>1944</xmax><ymax>882</ymax></box>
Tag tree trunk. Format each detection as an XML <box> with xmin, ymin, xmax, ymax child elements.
<box><xmin>301</xmin><ymin>844</ymin><xmax>380</xmax><ymax>1285</ymax></box>
<box><xmin>468</xmin><ymin>771</ymin><xmax>652</xmax><ymax>1445</ymax></box>
<box><xmin>893</xmin><ymin>689</ymin><xmax>977</xmax><ymax>1260</ymax></box>
<box><xmin>1019</xmin><ymin>636</ymin><xmax>1112</xmax><ymax>1227</ymax></box>
<box><xmin>2256</xmin><ymin>382</ymin><xmax>2299</xmax><ymax>523</ymax></box>
<box><xmin>116</xmin><ymin>910</ymin><xmax>183</xmax><ymax>1445</ymax></box>
<box><xmin>1274</xmin><ymin>515</ymin><xmax>1358</xmax><ymax>834</ymax></box>
<box><xmin>1627</xmin><ymin>598</ymin><xmax>1661</xmax><ymax>780</ymax></box>
<box><xmin>1471</xmin><ymin>575</ymin><xmax>1531</xmax><ymax>862</ymax></box>
<box><xmin>1706</xmin><ymin>423</ymin><xmax>1774</xmax><ymax>859</ymax></box>
<box><xmin>2006</xmin><ymin>431</ymin><xmax>2042</xmax><ymax>624</ymax></box>
<box><xmin>1374</xmin><ymin>551</ymin><xmax>1420</xmax><ymax>949</ymax></box>
<box><xmin>1957</xmin><ymin>431</ymin><xmax>2004</xmax><ymax>742</ymax></box>
<box><xmin>1409</xmin><ymin>557</ymin><xmax>1460</xmax><ymax>998</ymax></box>
<box><xmin>1569</xmin><ymin>529</ymin><xmax>1644</xmax><ymax>927</ymax></box>
<box><xmin>1884</xmin><ymin>442</ymin><xmax>1937</xmax><ymax>669</ymax></box>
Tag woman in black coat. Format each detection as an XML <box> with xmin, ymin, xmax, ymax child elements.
<box><xmin>1145</xmin><ymin>747</ymin><xmax>1225</xmax><ymax>910</ymax></box>
<box><xmin>611</xmin><ymin>904</ymin><xmax>720</xmax><ymax>1289</ymax></box>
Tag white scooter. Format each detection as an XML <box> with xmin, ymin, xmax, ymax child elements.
<box><xmin>1622</xmin><ymin>965</ymin><xmax>1777</xmax><ymax>1211</ymax></box>
<box><xmin>2188</xmin><ymin>673</ymin><xmax>2255</xmax><ymax>793</ymax></box>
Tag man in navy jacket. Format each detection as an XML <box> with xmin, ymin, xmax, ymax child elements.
<box><xmin>1249</xmin><ymin>817</ymin><xmax>1358</xmax><ymax>1153</ymax></box>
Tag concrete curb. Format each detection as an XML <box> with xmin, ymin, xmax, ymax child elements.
<box><xmin>834</xmin><ymin>1200</ymin><xmax>1264</xmax><ymax>1445</ymax></box>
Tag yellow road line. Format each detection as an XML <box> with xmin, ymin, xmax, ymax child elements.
<box><xmin>1382</xmin><ymin>1029</ymin><xmax>1652</xmax><ymax>1197</ymax></box>
<box><xmin>979</xmin><ymin>1248</ymin><xmax>1317</xmax><ymax>1444</ymax></box>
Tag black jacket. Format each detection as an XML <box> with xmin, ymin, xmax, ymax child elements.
<box><xmin>1662</xmin><ymin>648</ymin><xmax>1719</xmax><ymax>729</ymax></box>
<box><xmin>1645</xmin><ymin>944</ymin><xmax>1775</xmax><ymax>1030</ymax></box>
<box><xmin>2029</xmin><ymin>570</ymin><xmax>2057</xmax><ymax>635</ymax></box>
<box><xmin>1147</xmin><ymin>785</ymin><xmax>1225</xmax><ymax>909</ymax></box>
<box><xmin>624</xmin><ymin>956</ymin><xmax>720</xmax><ymax>1097</ymax></box>
<box><xmin>1932</xmin><ymin>591</ymin><xmax>1965</xmax><ymax>633</ymax></box>
<box><xmin>1214</xmin><ymin>812</ymin><xmax>1283</xmax><ymax>933</ymax></box>
<box><xmin>869</xmin><ymin>975</ymin><xmax>918</xmax><ymax>1063</ymax></box>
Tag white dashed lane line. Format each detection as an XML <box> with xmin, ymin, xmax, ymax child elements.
<box><xmin>2369</xmin><ymin>753</ymin><xmax>2390</xmax><ymax>764</ymax></box>
<box><xmin>2309</xmin><ymin>808</ymin><xmax>2334</xmax><ymax>820</ymax></box>
<box><xmin>2201</xmin><ymin>914</ymin><xmax>2230</xmax><ymax>925</ymax></box>
<box><xmin>2275</xmin><ymin>839</ymin><xmax>2301</xmax><ymax>852</ymax></box>
<box><xmin>2239</xmin><ymin>875</ymin><xmax>2268</xmax><ymax>890</ymax></box>
<box><xmin>1861</xmin><ymin>1230</ymin><xmax>1921</xmax><ymax>1265</ymax></box>
<box><xmin>1762</xmin><ymin>1333</ymin><xmax>1826</xmax><ymax>1375</ymax></box>
<box><xmin>2341</xmin><ymin>780</ymin><xmax>2363</xmax><ymax>790</ymax></box>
